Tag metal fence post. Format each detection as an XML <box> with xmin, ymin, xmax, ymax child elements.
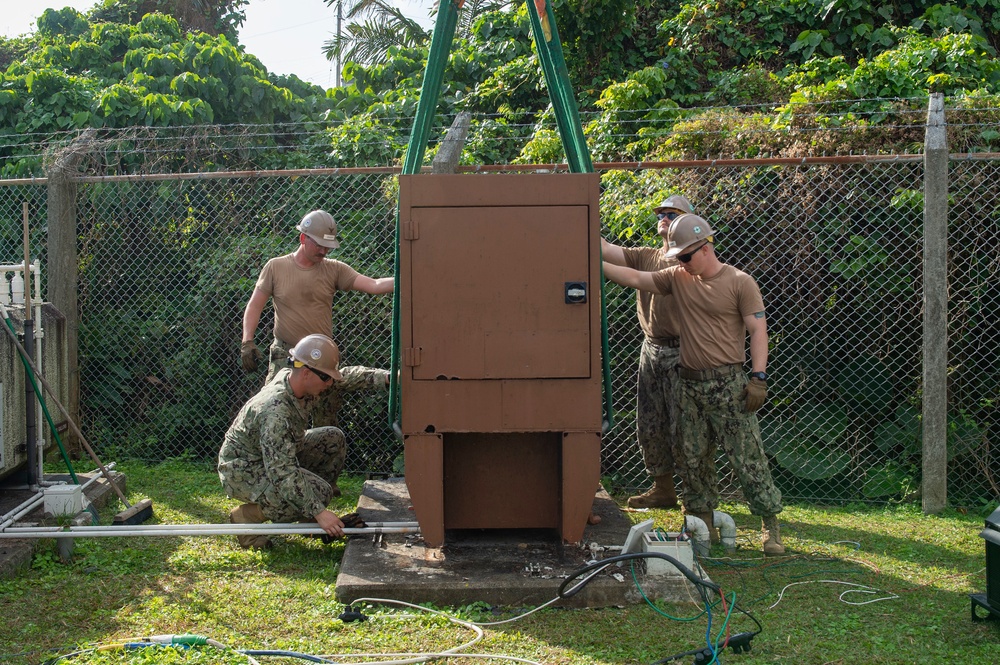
<box><xmin>922</xmin><ymin>92</ymin><xmax>948</xmax><ymax>513</ymax></box>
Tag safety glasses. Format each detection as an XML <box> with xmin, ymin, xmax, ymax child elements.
<box><xmin>307</xmin><ymin>366</ymin><xmax>334</xmax><ymax>383</ymax></box>
<box><xmin>677</xmin><ymin>242</ymin><xmax>707</xmax><ymax>264</ymax></box>
<box><xmin>656</xmin><ymin>211</ymin><xmax>680</xmax><ymax>221</ymax></box>
<box><xmin>294</xmin><ymin>360</ymin><xmax>334</xmax><ymax>382</ymax></box>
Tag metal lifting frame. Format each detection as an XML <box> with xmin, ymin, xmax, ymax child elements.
<box><xmin>388</xmin><ymin>0</ymin><xmax>614</xmax><ymax>433</ymax></box>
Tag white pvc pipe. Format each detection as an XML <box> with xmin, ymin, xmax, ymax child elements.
<box><xmin>0</xmin><ymin>524</ymin><xmax>421</xmax><ymax>539</ymax></box>
<box><xmin>683</xmin><ymin>515</ymin><xmax>710</xmax><ymax>556</ymax></box>
<box><xmin>29</xmin><ymin>463</ymin><xmax>117</xmax><ymax>490</ymax></box>
<box><xmin>5</xmin><ymin>519</ymin><xmax>417</xmax><ymax>532</ymax></box>
<box><xmin>0</xmin><ymin>493</ymin><xmax>44</xmax><ymax>530</ymax></box>
<box><xmin>713</xmin><ymin>510</ymin><xmax>737</xmax><ymax>553</ymax></box>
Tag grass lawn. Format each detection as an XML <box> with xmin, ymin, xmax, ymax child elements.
<box><xmin>1</xmin><ymin>459</ymin><xmax>997</xmax><ymax>664</ymax></box>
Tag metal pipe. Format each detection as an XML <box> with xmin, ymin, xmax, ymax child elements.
<box><xmin>0</xmin><ymin>524</ymin><xmax>421</xmax><ymax>539</ymax></box>
<box><xmin>3</xmin><ymin>519</ymin><xmax>417</xmax><ymax>532</ymax></box>
<box><xmin>0</xmin><ymin>493</ymin><xmax>44</xmax><ymax>531</ymax></box>
<box><xmin>32</xmin><ymin>259</ymin><xmax>44</xmax><ymax>483</ymax></box>
<box><xmin>22</xmin><ymin>202</ymin><xmax>37</xmax><ymax>488</ymax></box>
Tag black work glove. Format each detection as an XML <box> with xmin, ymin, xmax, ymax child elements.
<box><xmin>743</xmin><ymin>377</ymin><xmax>767</xmax><ymax>413</ymax></box>
<box><xmin>340</xmin><ymin>512</ymin><xmax>367</xmax><ymax>529</ymax></box>
<box><xmin>241</xmin><ymin>341</ymin><xmax>263</xmax><ymax>373</ymax></box>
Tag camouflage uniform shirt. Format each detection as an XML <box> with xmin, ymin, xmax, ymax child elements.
<box><xmin>218</xmin><ymin>368</ymin><xmax>329</xmax><ymax>519</ymax></box>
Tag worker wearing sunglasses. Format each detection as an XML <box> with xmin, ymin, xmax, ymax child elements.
<box><xmin>600</xmin><ymin>194</ymin><xmax>693</xmax><ymax>511</ymax></box>
<box><xmin>220</xmin><ymin>334</ymin><xmax>357</xmax><ymax>550</ymax></box>
<box><xmin>602</xmin><ymin>214</ymin><xmax>785</xmax><ymax>556</ymax></box>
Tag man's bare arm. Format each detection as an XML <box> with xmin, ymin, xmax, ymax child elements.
<box><xmin>601</xmin><ymin>237</ymin><xmax>626</xmax><ymax>266</ymax></box>
<box><xmin>352</xmin><ymin>275</ymin><xmax>394</xmax><ymax>294</ymax></box>
<box><xmin>603</xmin><ymin>261</ymin><xmax>661</xmax><ymax>293</ymax></box>
<box><xmin>242</xmin><ymin>288</ymin><xmax>270</xmax><ymax>343</ymax></box>
<box><xmin>743</xmin><ymin>312</ymin><xmax>768</xmax><ymax>374</ymax></box>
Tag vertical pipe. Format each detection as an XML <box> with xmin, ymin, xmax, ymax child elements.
<box><xmin>922</xmin><ymin>92</ymin><xmax>948</xmax><ymax>514</ymax></box>
<box><xmin>33</xmin><ymin>261</ymin><xmax>45</xmax><ymax>483</ymax></box>
<box><xmin>23</xmin><ymin>202</ymin><xmax>37</xmax><ymax>487</ymax></box>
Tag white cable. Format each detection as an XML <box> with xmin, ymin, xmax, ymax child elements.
<box><xmin>332</xmin><ymin>597</ymin><xmax>484</xmax><ymax>665</ymax></box>
<box><xmin>471</xmin><ymin>595</ymin><xmax>563</xmax><ymax>626</ymax></box>
<box><xmin>767</xmin><ymin>580</ymin><xmax>899</xmax><ymax>610</ymax></box>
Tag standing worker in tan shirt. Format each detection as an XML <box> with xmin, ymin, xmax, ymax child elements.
<box><xmin>240</xmin><ymin>209</ymin><xmax>394</xmax><ymax>430</ymax></box>
<box><xmin>603</xmin><ymin>214</ymin><xmax>785</xmax><ymax>555</ymax></box>
<box><xmin>601</xmin><ymin>194</ymin><xmax>693</xmax><ymax>510</ymax></box>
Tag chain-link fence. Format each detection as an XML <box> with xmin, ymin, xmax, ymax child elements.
<box><xmin>0</xmin><ymin>114</ymin><xmax>997</xmax><ymax>508</ymax></box>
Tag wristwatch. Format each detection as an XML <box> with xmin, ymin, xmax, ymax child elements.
<box><xmin>750</xmin><ymin>371</ymin><xmax>768</xmax><ymax>381</ymax></box>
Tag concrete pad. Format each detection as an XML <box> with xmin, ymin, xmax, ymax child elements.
<box><xmin>336</xmin><ymin>478</ymin><xmax>709</xmax><ymax>608</ymax></box>
<box><xmin>0</xmin><ymin>471</ymin><xmax>127</xmax><ymax>579</ymax></box>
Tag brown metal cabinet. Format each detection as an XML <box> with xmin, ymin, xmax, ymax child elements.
<box><xmin>398</xmin><ymin>173</ymin><xmax>603</xmax><ymax>546</ymax></box>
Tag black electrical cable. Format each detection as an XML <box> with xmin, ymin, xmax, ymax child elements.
<box><xmin>561</xmin><ymin>551</ymin><xmax>767</xmax><ymax>665</ymax></box>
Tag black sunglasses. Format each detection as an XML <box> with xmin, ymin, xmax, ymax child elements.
<box><xmin>307</xmin><ymin>366</ymin><xmax>334</xmax><ymax>382</ymax></box>
<box><xmin>292</xmin><ymin>359</ymin><xmax>334</xmax><ymax>382</ymax></box>
<box><xmin>677</xmin><ymin>242</ymin><xmax>706</xmax><ymax>264</ymax></box>
<box><xmin>656</xmin><ymin>211</ymin><xmax>680</xmax><ymax>221</ymax></box>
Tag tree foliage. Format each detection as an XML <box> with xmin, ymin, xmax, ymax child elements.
<box><xmin>0</xmin><ymin>6</ymin><xmax>332</xmax><ymax>176</ymax></box>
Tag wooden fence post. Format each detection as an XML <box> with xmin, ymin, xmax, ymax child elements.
<box><xmin>45</xmin><ymin>129</ymin><xmax>96</xmax><ymax>453</ymax></box>
<box><xmin>922</xmin><ymin>93</ymin><xmax>948</xmax><ymax>514</ymax></box>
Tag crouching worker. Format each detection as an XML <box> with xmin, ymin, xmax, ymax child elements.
<box><xmin>219</xmin><ymin>333</ymin><xmax>350</xmax><ymax>549</ymax></box>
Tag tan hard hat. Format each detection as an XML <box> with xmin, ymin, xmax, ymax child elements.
<box><xmin>296</xmin><ymin>210</ymin><xmax>340</xmax><ymax>249</ymax></box>
<box><xmin>288</xmin><ymin>334</ymin><xmax>342</xmax><ymax>381</ymax></box>
<box><xmin>653</xmin><ymin>194</ymin><xmax>693</xmax><ymax>214</ymax></box>
<box><xmin>665</xmin><ymin>213</ymin><xmax>715</xmax><ymax>258</ymax></box>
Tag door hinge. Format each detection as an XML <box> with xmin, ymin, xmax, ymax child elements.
<box><xmin>402</xmin><ymin>220</ymin><xmax>419</xmax><ymax>240</ymax></box>
<box><xmin>403</xmin><ymin>347</ymin><xmax>423</xmax><ymax>366</ymax></box>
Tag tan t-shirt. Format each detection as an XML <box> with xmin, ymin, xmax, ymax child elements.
<box><xmin>650</xmin><ymin>264</ymin><xmax>765</xmax><ymax>370</ymax></box>
<box><xmin>255</xmin><ymin>254</ymin><xmax>360</xmax><ymax>345</ymax></box>
<box><xmin>621</xmin><ymin>246</ymin><xmax>681</xmax><ymax>343</ymax></box>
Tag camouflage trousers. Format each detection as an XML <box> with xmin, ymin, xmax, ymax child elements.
<box><xmin>677</xmin><ymin>369</ymin><xmax>782</xmax><ymax>517</ymax></box>
<box><xmin>636</xmin><ymin>339</ymin><xmax>681</xmax><ymax>479</ymax></box>
<box><xmin>266</xmin><ymin>337</ymin><xmax>342</xmax><ymax>427</ymax></box>
<box><xmin>221</xmin><ymin>426</ymin><xmax>347</xmax><ymax>523</ymax></box>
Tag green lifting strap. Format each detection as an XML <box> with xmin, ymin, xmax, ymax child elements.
<box><xmin>389</xmin><ymin>0</ymin><xmax>614</xmax><ymax>433</ymax></box>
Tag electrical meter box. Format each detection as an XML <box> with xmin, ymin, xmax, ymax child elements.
<box><xmin>398</xmin><ymin>173</ymin><xmax>603</xmax><ymax>547</ymax></box>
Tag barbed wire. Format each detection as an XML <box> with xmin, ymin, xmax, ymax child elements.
<box><xmin>0</xmin><ymin>97</ymin><xmax>996</xmax><ymax>175</ymax></box>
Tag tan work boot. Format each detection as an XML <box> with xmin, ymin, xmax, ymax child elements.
<box><xmin>687</xmin><ymin>510</ymin><xmax>720</xmax><ymax>545</ymax></box>
<box><xmin>627</xmin><ymin>475</ymin><xmax>679</xmax><ymax>509</ymax></box>
<box><xmin>762</xmin><ymin>515</ymin><xmax>785</xmax><ymax>556</ymax></box>
<box><xmin>230</xmin><ymin>503</ymin><xmax>271</xmax><ymax>550</ymax></box>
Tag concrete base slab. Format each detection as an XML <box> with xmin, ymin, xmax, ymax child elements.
<box><xmin>0</xmin><ymin>471</ymin><xmax>127</xmax><ymax>579</ymax></box>
<box><xmin>336</xmin><ymin>478</ymin><xmax>709</xmax><ymax>609</ymax></box>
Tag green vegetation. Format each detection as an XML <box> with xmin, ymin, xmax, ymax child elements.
<box><xmin>3</xmin><ymin>1</ymin><xmax>1000</xmax><ymax>177</ymax></box>
<box><xmin>0</xmin><ymin>460</ymin><xmax>996</xmax><ymax>664</ymax></box>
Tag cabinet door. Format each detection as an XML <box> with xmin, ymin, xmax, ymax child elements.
<box><xmin>409</xmin><ymin>205</ymin><xmax>591</xmax><ymax>380</ymax></box>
